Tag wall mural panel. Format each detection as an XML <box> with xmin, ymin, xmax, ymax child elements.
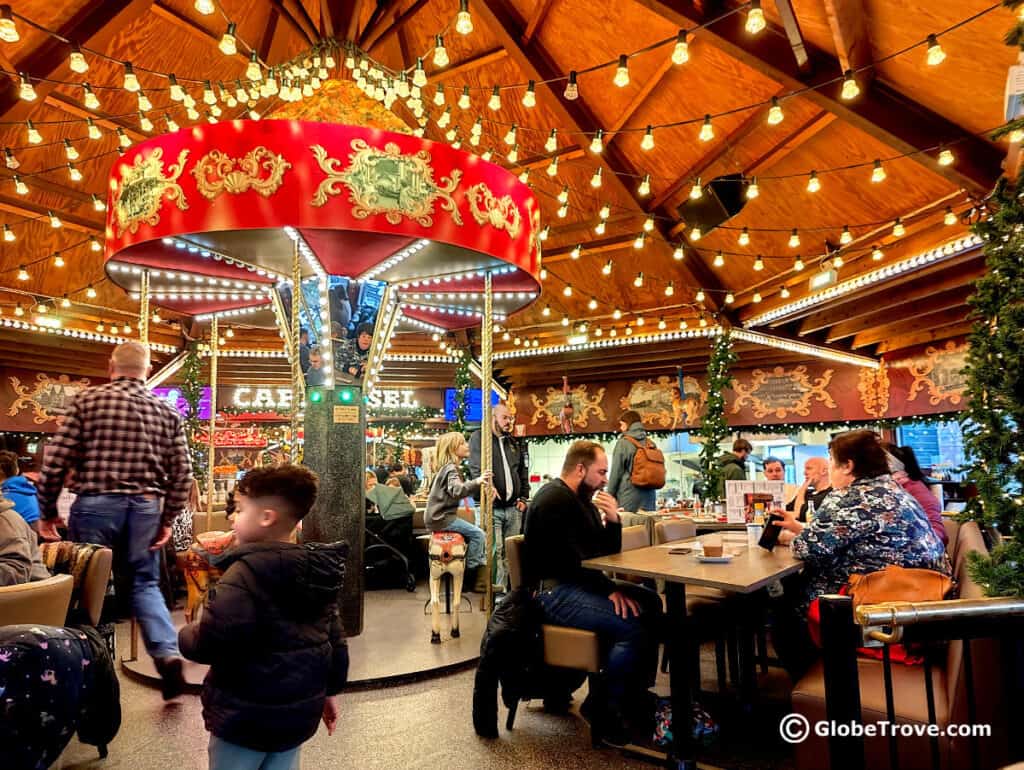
<box><xmin>1</xmin><ymin>368</ymin><xmax>99</xmax><ymax>431</ymax></box>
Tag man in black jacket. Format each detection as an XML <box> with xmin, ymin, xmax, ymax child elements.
<box><xmin>523</xmin><ymin>440</ymin><xmax>661</xmax><ymax>745</ymax></box>
<box><xmin>469</xmin><ymin>402</ymin><xmax>530</xmax><ymax>593</ymax></box>
<box><xmin>179</xmin><ymin>466</ymin><xmax>348</xmax><ymax>770</ymax></box>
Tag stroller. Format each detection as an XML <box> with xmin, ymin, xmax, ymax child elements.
<box><xmin>365</xmin><ymin>499</ymin><xmax>417</xmax><ymax>592</ymax></box>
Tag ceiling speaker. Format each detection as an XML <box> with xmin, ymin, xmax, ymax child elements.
<box><xmin>675</xmin><ymin>173</ymin><xmax>748</xmax><ymax>232</ymax></box>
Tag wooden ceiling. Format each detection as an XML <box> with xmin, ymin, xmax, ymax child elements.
<box><xmin>0</xmin><ymin>0</ymin><xmax>1012</xmax><ymax>388</ymax></box>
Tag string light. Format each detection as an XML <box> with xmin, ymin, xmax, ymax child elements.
<box><xmin>613</xmin><ymin>54</ymin><xmax>630</xmax><ymax>87</ymax></box>
<box><xmin>602</xmin><ymin>259</ymin><xmax>613</xmax><ymax>275</ymax></box>
<box><xmin>871</xmin><ymin>245</ymin><xmax>884</xmax><ymax>260</ymax></box>
<box><xmin>61</xmin><ymin>295</ymin><xmax>71</xmax><ymax>308</ymax></box>
<box><xmin>561</xmin><ymin>314</ymin><xmax>570</xmax><ymax>327</ymax></box>
<box><xmin>542</xmin><ymin>304</ymin><xmax>551</xmax><ymax>317</ymax></box>
<box><xmin>590</xmin><ymin>167</ymin><xmax>603</xmax><ymax>187</ymax></box>
<box><xmin>806</xmin><ymin>170</ymin><xmax>820</xmax><ymax>193</ymax></box>
<box><xmin>664</xmin><ymin>281</ymin><xmax>674</xmax><ymax>297</ymax></box>
<box><xmin>832</xmin><ymin>254</ymin><xmax>844</xmax><ymax>268</ymax></box>
<box><xmin>672</xmin><ymin>29</ymin><xmax>689</xmax><ymax>65</ymax></box>
<box><xmin>780</xmin><ymin>286</ymin><xmax>791</xmax><ymax>298</ymax></box>
<box><xmin>218</xmin><ymin>23</ymin><xmax>237</xmax><ymax>56</ymax></box>
<box><xmin>14</xmin><ymin>304</ymin><xmax>24</xmax><ymax>316</ymax></box>
<box><xmin>752</xmin><ymin>292</ymin><xmax>763</xmax><ymax>303</ymax></box>
<box><xmin>3</xmin><ymin>147</ymin><xmax>16</xmax><ymax>169</ymax></box>
<box><xmin>545</xmin><ymin>128</ymin><xmax>558</xmax><ymax>153</ymax></box>
<box><xmin>634</xmin><ymin>232</ymin><xmax>646</xmax><ymax>249</ymax></box>
<box><xmin>139</xmin><ymin>112</ymin><xmax>153</xmax><ymax>132</ymax></box>
<box><xmin>944</xmin><ymin>206</ymin><xmax>957</xmax><ymax>226</ymax></box>
<box><xmin>26</xmin><ymin>120</ymin><xmax>42</xmax><ymax>144</ymax></box>
<box><xmin>0</xmin><ymin>5</ymin><xmax>19</xmax><ymax>42</ymax></box>
<box><xmin>86</xmin><ymin>117</ymin><xmax>101</xmax><ymax>139</ymax></box>
<box><xmin>2</xmin><ymin>224</ymin><xmax>12</xmax><ymax>242</ymax></box>
<box><xmin>92</xmin><ymin>194</ymin><xmax>105</xmax><ymax>211</ymax></box>
<box><xmin>13</xmin><ymin>174</ymin><xmax>27</xmax><ymax>194</ymax></box>
<box><xmin>246</xmin><ymin>51</ymin><xmax>262</xmax><ymax>81</ymax></box>
<box><xmin>547</xmin><ymin>156</ymin><xmax>559</xmax><ymax>176</ymax></box>
<box><xmin>168</xmin><ymin>74</ymin><xmax>185</xmax><ymax>101</ymax></box>
<box><xmin>840</xmin><ymin>225</ymin><xmax>853</xmax><ymax>244</ymax></box>
<box><xmin>562</xmin><ymin>283</ymin><xmax>573</xmax><ymax>297</ymax></box>
<box><xmin>86</xmin><ymin>285</ymin><xmax>97</xmax><ymax>298</ymax></box>
<box><xmin>456</xmin><ymin>0</ymin><xmax>473</xmax><ymax>34</ymax></box>
<box><xmin>689</xmin><ymin>177</ymin><xmax>703</xmax><ymax>199</ymax></box>
<box><xmin>753</xmin><ymin>255</ymin><xmax>765</xmax><ymax>271</ymax></box>
<box><xmin>67</xmin><ymin>163</ymin><xmax>82</xmax><ymax>182</ymax></box>
<box><xmin>590</xmin><ymin>129</ymin><xmax>604</xmax><ymax>153</ymax></box>
<box><xmin>166</xmin><ymin>113</ymin><xmax>179</xmax><ymax>132</ymax></box>
<box><xmin>767</xmin><ymin>96</ymin><xmax>784</xmax><ymax>125</ymax></box>
<box><xmin>641</xmin><ymin>125</ymin><xmax>655</xmax><ymax>150</ymax></box>
<box><xmin>82</xmin><ymin>83</ymin><xmax>100</xmax><ymax>109</ymax></box>
<box><xmin>637</xmin><ymin>174</ymin><xmax>651</xmax><ymax>196</ymax></box>
<box><xmin>48</xmin><ymin>211</ymin><xmax>61</xmax><ymax>228</ymax></box>
<box><xmin>613</xmin><ymin>308</ymin><xmax>622</xmax><ymax>320</ymax></box>
<box><xmin>871</xmin><ymin>159</ymin><xmax>887</xmax><ymax>183</ymax></box>
<box><xmin>746</xmin><ymin>176</ymin><xmax>759</xmax><ymax>199</ymax></box>
<box><xmin>195</xmin><ymin>0</ymin><xmax>215</xmax><ymax>14</ymax></box>
<box><xmin>643</xmin><ymin>216</ymin><xmax>655</xmax><ymax>232</ymax></box>
<box><xmin>19</xmin><ymin>74</ymin><xmax>37</xmax><ymax>102</ymax></box>
<box><xmin>738</xmin><ymin>227</ymin><xmax>750</xmax><ymax>246</ymax></box>
<box><xmin>713</xmin><ymin>250</ymin><xmax>725</xmax><ymax>267</ymax></box>
<box><xmin>925</xmin><ymin>34</ymin><xmax>946</xmax><ymax>66</ymax></box>
<box><xmin>892</xmin><ymin>217</ymin><xmax>905</xmax><ymax>237</ymax></box>
<box><xmin>557</xmin><ymin>185</ymin><xmax>569</xmax><ymax>204</ymax></box>
<box><xmin>137</xmin><ymin>90</ymin><xmax>152</xmax><ymax>112</ymax></box>
<box><xmin>434</xmin><ymin>35</ymin><xmax>449</xmax><ymax>68</ymax></box>
<box><xmin>17</xmin><ymin>266</ymin><xmax>29</xmax><ymax>281</ymax></box>
<box><xmin>488</xmin><ymin>85</ymin><xmax>501</xmax><ymax>110</ymax></box>
<box><xmin>725</xmin><ymin>291</ymin><xmax>735</xmax><ymax>304</ymax></box>
<box><xmin>117</xmin><ymin>128</ymin><xmax>131</xmax><ymax>148</ymax></box>
<box><xmin>746</xmin><ymin>0</ymin><xmax>766</xmax><ymax>34</ymax></box>
<box><xmin>841</xmin><ymin>70</ymin><xmax>860</xmax><ymax>100</ymax></box>
<box><xmin>788</xmin><ymin>229</ymin><xmax>801</xmax><ymax>248</ymax></box>
<box><xmin>53</xmin><ymin>253</ymin><xmax>65</xmax><ymax>268</ymax></box>
<box><xmin>673</xmin><ymin>245</ymin><xmax>684</xmax><ymax>260</ymax></box>
<box><xmin>458</xmin><ymin>85</ymin><xmax>471</xmax><ymax>109</ymax></box>
<box><xmin>938</xmin><ymin>147</ymin><xmax>955</xmax><ymax>166</ymax></box>
<box><xmin>699</xmin><ymin>114</ymin><xmax>714</xmax><ymax>142</ymax></box>
<box><xmin>61</xmin><ymin>138</ymin><xmax>79</xmax><ymax>161</ymax></box>
<box><xmin>570</xmin><ymin>244</ymin><xmax>582</xmax><ymax>259</ymax></box>
<box><xmin>122</xmin><ymin>62</ymin><xmax>140</xmax><ymax>92</ymax></box>
<box><xmin>633</xmin><ymin>271</ymin><xmax>644</xmax><ymax>287</ymax></box>
<box><xmin>793</xmin><ymin>256</ymin><xmax>805</xmax><ymax>271</ymax></box>
<box><xmin>564</xmin><ymin>71</ymin><xmax>579</xmax><ymax>100</ymax></box>
<box><xmin>90</xmin><ymin>237</ymin><xmax>101</xmax><ymax>252</ymax></box>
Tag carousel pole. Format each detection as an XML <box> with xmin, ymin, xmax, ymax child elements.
<box><xmin>290</xmin><ymin>242</ymin><xmax>302</xmax><ymax>463</ymax></box>
<box><xmin>206</xmin><ymin>316</ymin><xmax>218</xmax><ymax>533</ymax></box>
<box><xmin>138</xmin><ymin>269</ymin><xmax>150</xmax><ymax>347</ymax></box>
<box><xmin>480</xmin><ymin>271</ymin><xmax>494</xmax><ymax>615</ymax></box>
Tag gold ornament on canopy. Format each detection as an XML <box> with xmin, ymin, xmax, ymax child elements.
<box><xmin>268</xmin><ymin>79</ymin><xmax>412</xmax><ymax>134</ymax></box>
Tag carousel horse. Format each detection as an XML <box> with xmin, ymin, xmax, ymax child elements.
<box><xmin>180</xmin><ymin>531</ymin><xmax>235</xmax><ymax>623</ymax></box>
<box><xmin>428</xmin><ymin>531</ymin><xmax>467</xmax><ymax>644</ymax></box>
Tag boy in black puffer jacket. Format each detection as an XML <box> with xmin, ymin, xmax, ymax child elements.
<box><xmin>179</xmin><ymin>465</ymin><xmax>349</xmax><ymax>770</ymax></box>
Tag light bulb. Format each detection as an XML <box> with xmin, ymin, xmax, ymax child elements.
<box><xmin>690</xmin><ymin>178</ymin><xmax>703</xmax><ymax>199</ymax></box>
<box><xmin>518</xmin><ymin>79</ymin><xmax>536</xmax><ymax>109</ymax></box>
<box><xmin>202</xmin><ymin>80</ymin><xmax>216</xmax><ymax>105</ymax></box>
<box><xmin>218</xmin><ymin>23</ymin><xmax>236</xmax><ymax>56</ymax></box>
<box><xmin>871</xmin><ymin>246</ymin><xmax>883</xmax><ymax>261</ymax></box>
<box><xmin>557</xmin><ymin>186</ymin><xmax>569</xmax><ymax>204</ymax></box>
<box><xmin>840</xmin><ymin>225</ymin><xmax>852</xmax><ymax>244</ymax></box>
<box><xmin>433</xmin><ymin>35</ymin><xmax>449</xmax><ymax>68</ymax></box>
<box><xmin>481</xmin><ymin>148</ymin><xmax>493</xmax><ymax>161</ymax></box>
<box><xmin>61</xmin><ymin>296</ymin><xmax>71</xmax><ymax>308</ymax></box>
<box><xmin>626</xmin><ymin>325</ymin><xmax>633</xmax><ymax>335</ymax></box>
<box><xmin>13</xmin><ymin>175</ymin><xmax>27</xmax><ymax>194</ymax></box>
<box><xmin>690</xmin><ymin>226</ymin><xmax>702</xmax><ymax>240</ymax></box>
<box><xmin>246</xmin><ymin>52</ymin><xmax>262</xmax><ymax>81</ymax></box>
<box><xmin>123</xmin><ymin>62</ymin><xmax>140</xmax><ymax>92</ymax></box>
<box><xmin>436</xmin><ymin>108</ymin><xmax>451</xmax><ymax>128</ymax></box>
<box><xmin>488</xmin><ymin>85</ymin><xmax>501</xmax><ymax>111</ymax></box>
<box><xmin>557</xmin><ymin>204</ymin><xmax>568</xmax><ymax>218</ymax></box>
<box><xmin>117</xmin><ymin>128</ymin><xmax>131</xmax><ymax>148</ymax></box>
<box><xmin>806</xmin><ymin>170</ymin><xmax>820</xmax><ymax>193</ymax></box>
<box><xmin>613</xmin><ymin>54</ymin><xmax>630</xmax><ymax>87</ymax></box>
<box><xmin>458</xmin><ymin>85</ymin><xmax>471</xmax><ymax>109</ymax></box>
<box><xmin>746</xmin><ymin>0</ymin><xmax>766</xmax><ymax>34</ymax></box>
<box><xmin>92</xmin><ymin>194</ymin><xmax>105</xmax><ymax>211</ymax></box>
<box><xmin>17</xmin><ymin>266</ymin><xmax>29</xmax><ymax>281</ymax></box>
<box><xmin>739</xmin><ymin>227</ymin><xmax>750</xmax><ymax>246</ymax></box>
<box><xmin>938</xmin><ymin>147</ymin><xmax>954</xmax><ymax>166</ymax></box>
<box><xmin>195</xmin><ymin>0</ymin><xmax>215</xmax><ymax>13</ymax></box>
<box><xmin>53</xmin><ymin>254</ymin><xmax>65</xmax><ymax>267</ymax></box>
<box><xmin>434</xmin><ymin>85</ymin><xmax>446</xmax><ymax>106</ymax></box>
<box><xmin>563</xmin><ymin>284</ymin><xmax>573</xmax><ymax>297</ymax></box>
<box><xmin>18</xmin><ymin>73</ymin><xmax>36</xmax><ymax>102</ymax></box>
<box><xmin>665</xmin><ymin>282</ymin><xmax>674</xmax><ymax>297</ymax></box>
<box><xmin>673</xmin><ymin>245</ymin><xmax>684</xmax><ymax>260</ymax></box>
<box><xmin>81</xmin><ymin>83</ymin><xmax>101</xmax><ymax>110</ymax></box>
<box><xmin>793</xmin><ymin>256</ymin><xmax>804</xmax><ymax>271</ymax></box>
<box><xmin>139</xmin><ymin>113</ymin><xmax>153</xmax><ymax>132</ymax></box>
<box><xmin>0</xmin><ymin>6</ymin><xmax>19</xmax><ymax>42</ymax></box>
<box><xmin>166</xmin><ymin>114</ymin><xmax>179</xmax><ymax>132</ymax></box>
<box><xmin>564</xmin><ymin>70</ymin><xmax>578</xmax><ymax>100</ymax></box>
<box><xmin>788</xmin><ymin>229</ymin><xmax>800</xmax><ymax>248</ymax></box>
<box><xmin>547</xmin><ymin>156</ymin><xmax>559</xmax><ymax>176</ymax></box>
<box><xmin>672</xmin><ymin>29</ymin><xmax>689</xmax><ymax>65</ymax></box>
<box><xmin>49</xmin><ymin>211</ymin><xmax>61</xmax><ymax>228</ymax></box>
<box><xmin>641</xmin><ymin>125</ymin><xmax>655</xmax><ymax>150</ymax></box>
<box><xmin>62</xmin><ymin>139</ymin><xmax>79</xmax><ymax>161</ymax></box>
<box><xmin>610</xmin><ymin>328</ymin><xmax>618</xmax><ymax>337</ymax></box>
<box><xmin>590</xmin><ymin>168</ymin><xmax>603</xmax><ymax>187</ymax></box>
<box><xmin>634</xmin><ymin>233</ymin><xmax>646</xmax><ymax>249</ymax></box>
<box><xmin>87</xmin><ymin>118</ymin><xmax>101</xmax><ymax>140</ymax></box>
<box><xmin>1</xmin><ymin>224</ymin><xmax>11</xmax><ymax>241</ymax></box>
<box><xmin>871</xmin><ymin>159</ymin><xmax>886</xmax><ymax>183</ymax></box>
<box><xmin>658</xmin><ymin>317</ymin><xmax>667</xmax><ymax>330</ymax></box>
<box><xmin>503</xmin><ymin>123</ymin><xmax>517</xmax><ymax>145</ymax></box>
<box><xmin>571</xmin><ymin>244</ymin><xmax>582</xmax><ymax>259</ymax></box>
<box><xmin>542</xmin><ymin>304</ymin><xmax>551</xmax><ymax>317</ymax></box>
<box><xmin>590</xmin><ymin>129</ymin><xmax>604</xmax><ymax>153</ymax></box>
<box><xmin>832</xmin><ymin>255</ymin><xmax>844</xmax><ymax>269</ymax></box>
<box><xmin>594</xmin><ymin>326</ymin><xmax>603</xmax><ymax>337</ymax></box>
<box><xmin>1013</xmin><ymin>128</ymin><xmax>1024</xmax><ymax>143</ymax></box>
<box><xmin>699</xmin><ymin>114</ymin><xmax>714</xmax><ymax>141</ymax></box>
<box><xmin>892</xmin><ymin>218</ymin><xmax>905</xmax><ymax>237</ymax></box>
<box><xmin>634</xmin><ymin>272</ymin><xmax>644</xmax><ymax>287</ymax></box>
<box><xmin>637</xmin><ymin>174</ymin><xmax>651</xmax><ymax>197</ymax></box>
<box><xmin>841</xmin><ymin>69</ymin><xmax>859</xmax><ymax>100</ymax></box>
<box><xmin>767</xmin><ymin>96</ymin><xmax>784</xmax><ymax>125</ymax></box>
<box><xmin>90</xmin><ymin>237</ymin><xmax>100</xmax><ymax>252</ymax></box>
<box><xmin>168</xmin><ymin>74</ymin><xmax>185</xmax><ymax>102</ymax></box>
<box><xmin>456</xmin><ymin>0</ymin><xmax>473</xmax><ymax>34</ymax></box>
<box><xmin>68</xmin><ymin>163</ymin><xmax>82</xmax><ymax>182</ymax></box>
<box><xmin>545</xmin><ymin>128</ymin><xmax>558</xmax><ymax>153</ymax></box>
<box><xmin>14</xmin><ymin>304</ymin><xmax>24</xmax><ymax>316</ymax></box>
<box><xmin>3</xmin><ymin>147</ymin><xmax>17</xmax><ymax>169</ymax></box>
<box><xmin>86</xmin><ymin>285</ymin><xmax>97</xmax><ymax>298</ymax></box>
<box><xmin>187</xmin><ymin>106</ymin><xmax>200</xmax><ymax>120</ymax></box>
<box><xmin>753</xmin><ymin>255</ymin><xmax>765</xmax><ymax>271</ymax></box>
<box><xmin>613</xmin><ymin>308</ymin><xmax>622</xmax><ymax>320</ymax></box>
<box><xmin>602</xmin><ymin>260</ymin><xmax>613</xmax><ymax>275</ymax></box>
<box><xmin>926</xmin><ymin>34</ymin><xmax>945</xmax><ymax>66</ymax></box>
<box><xmin>561</xmin><ymin>315</ymin><xmax>570</xmax><ymax>327</ymax></box>
<box><xmin>643</xmin><ymin>216</ymin><xmax>654</xmax><ymax>232</ymax></box>
<box><xmin>752</xmin><ymin>292</ymin><xmax>762</xmax><ymax>303</ymax></box>
<box><xmin>944</xmin><ymin>207</ymin><xmax>957</xmax><ymax>226</ymax></box>
<box><xmin>713</xmin><ymin>251</ymin><xmax>725</xmax><ymax>267</ymax></box>
<box><xmin>725</xmin><ymin>292</ymin><xmax>734</xmax><ymax>304</ymax></box>
<box><xmin>780</xmin><ymin>286</ymin><xmax>791</xmax><ymax>298</ymax></box>
<box><xmin>26</xmin><ymin>120</ymin><xmax>42</xmax><ymax>144</ymax></box>
<box><xmin>518</xmin><ymin>169</ymin><xmax>529</xmax><ymax>183</ymax></box>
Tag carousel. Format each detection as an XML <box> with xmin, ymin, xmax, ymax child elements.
<box><xmin>105</xmin><ymin>80</ymin><xmax>540</xmax><ymax>685</ymax></box>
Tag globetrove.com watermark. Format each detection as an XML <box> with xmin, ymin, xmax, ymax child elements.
<box><xmin>779</xmin><ymin>713</ymin><xmax>992</xmax><ymax>744</ymax></box>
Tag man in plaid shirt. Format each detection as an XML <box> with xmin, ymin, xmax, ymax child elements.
<box><xmin>38</xmin><ymin>342</ymin><xmax>193</xmax><ymax>699</ymax></box>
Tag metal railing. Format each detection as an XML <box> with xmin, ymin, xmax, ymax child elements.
<box><xmin>818</xmin><ymin>594</ymin><xmax>1024</xmax><ymax>770</ymax></box>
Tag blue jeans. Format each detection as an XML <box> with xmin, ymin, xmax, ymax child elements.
<box><xmin>491</xmin><ymin>505</ymin><xmax>522</xmax><ymax>590</ymax></box>
<box><xmin>442</xmin><ymin>517</ymin><xmax>486</xmax><ymax>569</ymax></box>
<box><xmin>209</xmin><ymin>736</ymin><xmax>301</xmax><ymax>770</ymax></box>
<box><xmin>69</xmin><ymin>494</ymin><xmax>179</xmax><ymax>658</ymax></box>
<box><xmin>538</xmin><ymin>581</ymin><xmax>662</xmax><ymax>710</ymax></box>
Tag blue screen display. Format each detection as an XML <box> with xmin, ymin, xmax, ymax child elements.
<box><xmin>443</xmin><ymin>388</ymin><xmax>500</xmax><ymax>422</ymax></box>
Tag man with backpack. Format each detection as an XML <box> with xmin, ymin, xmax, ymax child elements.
<box><xmin>606</xmin><ymin>410</ymin><xmax>665</xmax><ymax>512</ymax></box>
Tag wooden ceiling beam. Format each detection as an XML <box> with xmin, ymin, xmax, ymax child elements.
<box><xmin>632</xmin><ymin>0</ymin><xmax>1002</xmax><ymax>195</ymax></box>
<box><xmin>775</xmin><ymin>0</ymin><xmax>810</xmax><ymax>73</ymax></box>
<box><xmin>851</xmin><ymin>307</ymin><xmax>971</xmax><ymax>350</ymax></box>
<box><xmin>875</xmin><ymin>322</ymin><xmax>974</xmax><ymax>356</ymax></box>
<box><xmin>0</xmin><ymin>195</ymin><xmax>103</xmax><ymax>234</ymax></box>
<box><xmin>152</xmin><ymin>2</ymin><xmax>221</xmax><ymax>47</ymax></box>
<box><xmin>269</xmin><ymin>0</ymin><xmax>320</xmax><ymax>46</ymax></box>
<box><xmin>320</xmin><ymin>0</ymin><xmax>363</xmax><ymax>39</ymax></box>
<box><xmin>0</xmin><ymin>168</ymin><xmax>96</xmax><ymax>207</ymax></box>
<box><xmin>608</xmin><ymin>55</ymin><xmax>675</xmax><ymax>136</ymax></box>
<box><xmin>474</xmin><ymin>0</ymin><xmax>728</xmax><ymax>313</ymax></box>
<box><xmin>744</xmin><ymin>110</ymin><xmax>835</xmax><ymax>176</ymax></box>
<box><xmin>542</xmin><ymin>233</ymin><xmax>636</xmax><ymax>263</ymax></box>
<box><xmin>365</xmin><ymin>0</ymin><xmax>430</xmax><ymax>54</ymax></box>
<box><xmin>43</xmin><ymin>91</ymin><xmax>147</xmax><ymax>142</ymax></box>
<box><xmin>522</xmin><ymin>0</ymin><xmax>556</xmax><ymax>44</ymax></box>
<box><xmin>429</xmin><ymin>48</ymin><xmax>509</xmax><ymax>84</ymax></box>
<box><xmin>0</xmin><ymin>0</ymin><xmax>155</xmax><ymax>123</ymax></box>
<box><xmin>797</xmin><ymin>266</ymin><xmax>985</xmax><ymax>336</ymax></box>
<box><xmin>824</xmin><ymin>284</ymin><xmax>974</xmax><ymax>343</ymax></box>
<box><xmin>822</xmin><ymin>0</ymin><xmax>874</xmax><ymax>80</ymax></box>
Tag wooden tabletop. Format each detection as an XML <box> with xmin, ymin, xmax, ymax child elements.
<box><xmin>582</xmin><ymin>534</ymin><xmax>803</xmax><ymax>594</ymax></box>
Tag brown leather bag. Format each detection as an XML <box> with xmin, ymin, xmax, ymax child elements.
<box><xmin>846</xmin><ymin>564</ymin><xmax>954</xmax><ymax>610</ymax></box>
<box><xmin>624</xmin><ymin>435</ymin><xmax>667</xmax><ymax>490</ymax></box>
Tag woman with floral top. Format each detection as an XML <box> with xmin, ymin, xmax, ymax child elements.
<box><xmin>770</xmin><ymin>429</ymin><xmax>950</xmax><ymax>677</ymax></box>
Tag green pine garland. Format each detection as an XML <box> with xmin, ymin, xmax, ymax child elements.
<box><xmin>451</xmin><ymin>348</ymin><xmax>472</xmax><ymax>435</ymax></box>
<box><xmin>180</xmin><ymin>342</ymin><xmax>207</xmax><ymax>485</ymax></box>
<box><xmin>960</xmin><ymin>178</ymin><xmax>1024</xmax><ymax>597</ymax></box>
<box><xmin>699</xmin><ymin>331</ymin><xmax>737</xmax><ymax>500</ymax></box>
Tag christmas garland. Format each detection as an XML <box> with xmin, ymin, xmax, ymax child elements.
<box><xmin>367</xmin><ymin>406</ymin><xmax>444</xmax><ymax>421</ymax></box>
<box><xmin>451</xmin><ymin>348</ymin><xmax>472</xmax><ymax>435</ymax></box>
<box><xmin>699</xmin><ymin>331</ymin><xmax>737</xmax><ymax>501</ymax></box>
<box><xmin>181</xmin><ymin>343</ymin><xmax>208</xmax><ymax>485</ymax></box>
<box><xmin>959</xmin><ymin>178</ymin><xmax>1024</xmax><ymax>598</ymax></box>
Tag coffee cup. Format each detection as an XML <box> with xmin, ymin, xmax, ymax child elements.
<box><xmin>703</xmin><ymin>535</ymin><xmax>724</xmax><ymax>557</ymax></box>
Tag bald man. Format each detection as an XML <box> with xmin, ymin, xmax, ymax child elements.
<box><xmin>787</xmin><ymin>457</ymin><xmax>832</xmax><ymax>522</ymax></box>
<box><xmin>38</xmin><ymin>342</ymin><xmax>193</xmax><ymax>699</ymax></box>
